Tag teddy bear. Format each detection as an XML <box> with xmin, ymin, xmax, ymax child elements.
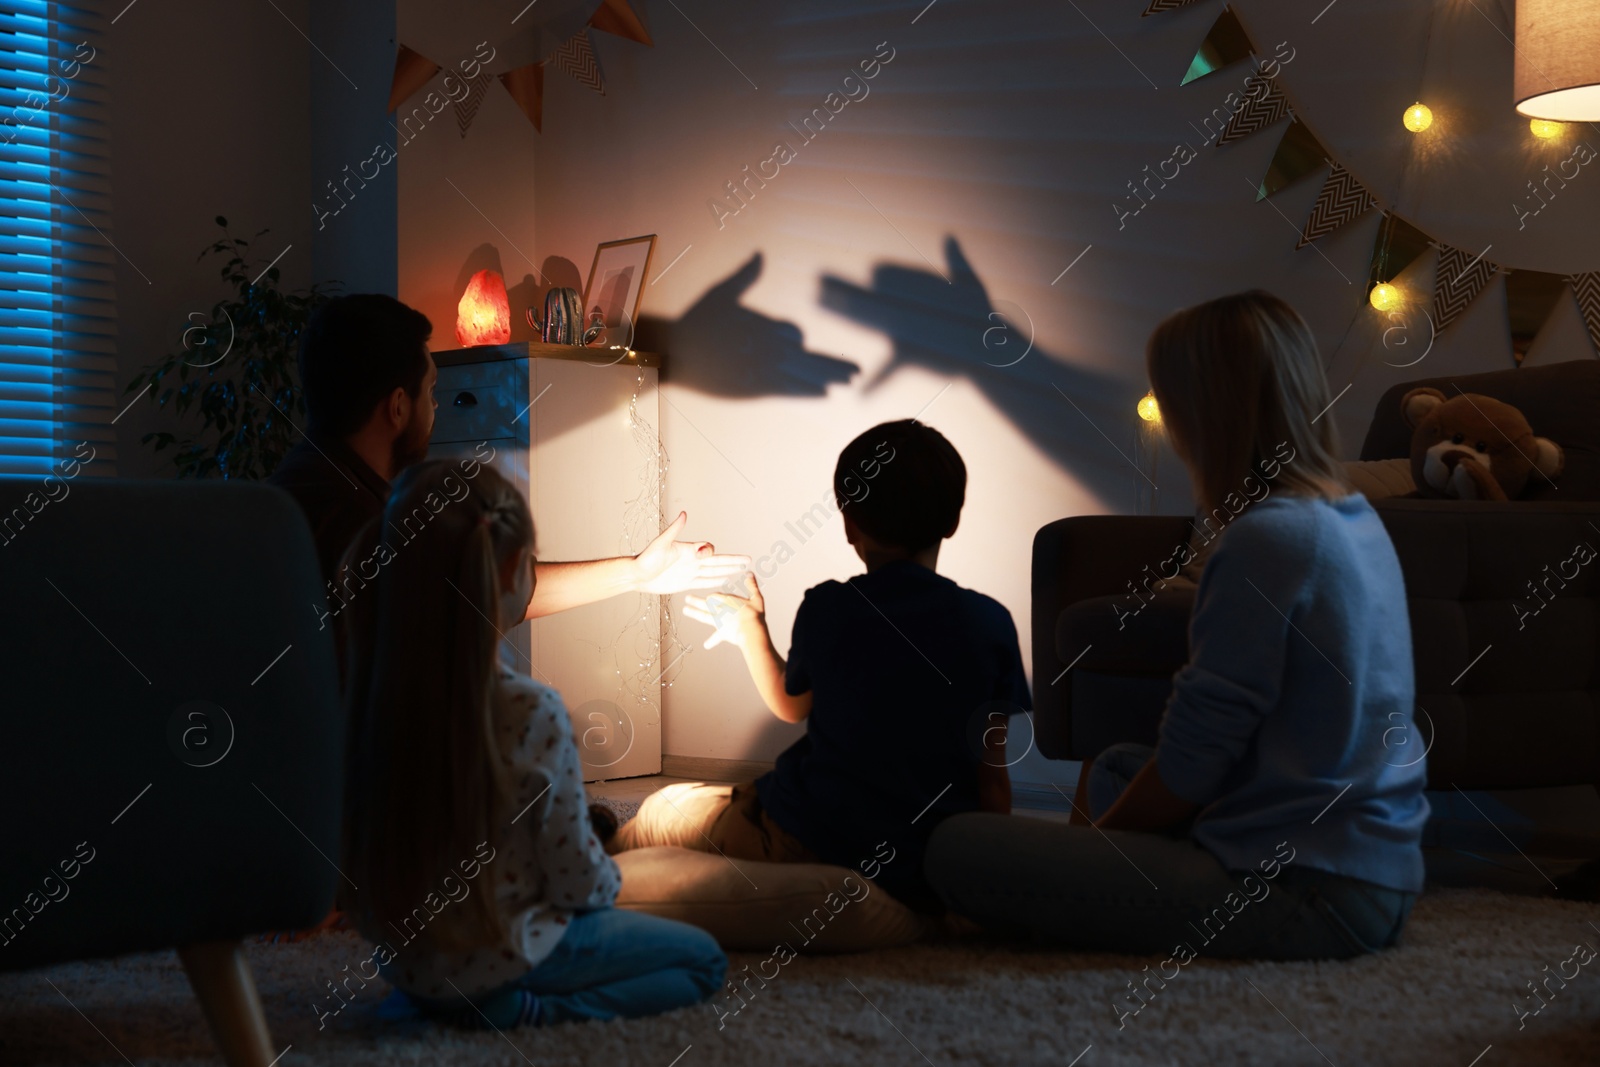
<box><xmin>1401</xmin><ymin>387</ymin><xmax>1564</xmax><ymax>501</ymax></box>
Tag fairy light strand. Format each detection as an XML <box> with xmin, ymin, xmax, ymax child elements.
<box><xmin>603</xmin><ymin>367</ymin><xmax>688</xmax><ymax>753</ymax></box>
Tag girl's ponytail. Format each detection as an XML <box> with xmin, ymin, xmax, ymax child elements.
<box><xmin>342</xmin><ymin>460</ymin><xmax>534</xmax><ymax>951</ymax></box>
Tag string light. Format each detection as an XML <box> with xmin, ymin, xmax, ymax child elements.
<box><xmin>1137</xmin><ymin>391</ymin><xmax>1161</xmax><ymax>423</ymax></box>
<box><xmin>1530</xmin><ymin>117</ymin><xmax>1566</xmax><ymax>139</ymax></box>
<box><xmin>1369</xmin><ymin>283</ymin><xmax>1403</xmax><ymax>311</ymax></box>
<box><xmin>1402</xmin><ymin>102</ymin><xmax>1433</xmax><ymax>133</ymax></box>
<box><xmin>593</xmin><ymin>366</ymin><xmax>680</xmax><ymax>773</ymax></box>
<box><xmin>1133</xmin><ymin>393</ymin><xmax>1160</xmax><ymax>515</ymax></box>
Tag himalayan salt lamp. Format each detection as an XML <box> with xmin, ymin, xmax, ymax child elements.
<box><xmin>456</xmin><ymin>269</ymin><xmax>511</xmax><ymax>347</ymax></box>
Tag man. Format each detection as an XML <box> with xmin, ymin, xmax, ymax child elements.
<box><xmin>269</xmin><ymin>293</ymin><xmax>746</xmax><ymax>622</ymax></box>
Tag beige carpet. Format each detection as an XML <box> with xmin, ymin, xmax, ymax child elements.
<box><xmin>3</xmin><ymin>888</ymin><xmax>1598</xmax><ymax>1067</ymax></box>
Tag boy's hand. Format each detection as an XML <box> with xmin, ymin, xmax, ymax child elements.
<box><xmin>684</xmin><ymin>573</ymin><xmax>765</xmax><ymax>650</ymax></box>
<box><xmin>686</xmin><ymin>573</ymin><xmax>811</xmax><ymax>724</ymax></box>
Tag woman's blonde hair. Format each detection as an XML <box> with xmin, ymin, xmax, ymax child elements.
<box><xmin>341</xmin><ymin>459</ymin><xmax>534</xmax><ymax>951</ymax></box>
<box><xmin>1146</xmin><ymin>290</ymin><xmax>1348</xmax><ymax>514</ymax></box>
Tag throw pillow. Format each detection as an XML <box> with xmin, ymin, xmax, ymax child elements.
<box><xmin>614</xmin><ymin>845</ymin><xmax>926</xmax><ymax>952</ymax></box>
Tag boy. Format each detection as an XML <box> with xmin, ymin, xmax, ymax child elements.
<box><xmin>614</xmin><ymin>420</ymin><xmax>1030</xmax><ymax>909</ymax></box>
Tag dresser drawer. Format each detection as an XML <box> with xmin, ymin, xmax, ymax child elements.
<box><xmin>433</xmin><ymin>359</ymin><xmax>526</xmax><ymax>444</ymax></box>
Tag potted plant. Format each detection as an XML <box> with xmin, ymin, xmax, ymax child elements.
<box><xmin>127</xmin><ymin>217</ymin><xmax>335</xmax><ymax>479</ymax></box>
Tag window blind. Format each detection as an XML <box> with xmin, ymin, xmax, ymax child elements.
<box><xmin>0</xmin><ymin>1</ymin><xmax>113</xmax><ymax>478</ymax></box>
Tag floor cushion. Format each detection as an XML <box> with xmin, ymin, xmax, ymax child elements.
<box><xmin>614</xmin><ymin>846</ymin><xmax>926</xmax><ymax>952</ymax></box>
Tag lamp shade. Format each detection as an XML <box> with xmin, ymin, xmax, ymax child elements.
<box><xmin>1515</xmin><ymin>0</ymin><xmax>1600</xmax><ymax>120</ymax></box>
<box><xmin>455</xmin><ymin>269</ymin><xmax>511</xmax><ymax>347</ymax></box>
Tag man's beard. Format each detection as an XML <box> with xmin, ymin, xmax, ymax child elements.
<box><xmin>390</xmin><ymin>410</ymin><xmax>431</xmax><ymax>476</ymax></box>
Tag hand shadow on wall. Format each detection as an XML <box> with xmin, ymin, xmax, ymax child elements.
<box><xmin>821</xmin><ymin>237</ymin><xmax>1138</xmax><ymax>508</ymax></box>
<box><xmin>636</xmin><ymin>252</ymin><xmax>859</xmax><ymax>398</ymax></box>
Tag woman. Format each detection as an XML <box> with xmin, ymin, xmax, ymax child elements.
<box><xmin>925</xmin><ymin>291</ymin><xmax>1428</xmax><ymax>962</ymax></box>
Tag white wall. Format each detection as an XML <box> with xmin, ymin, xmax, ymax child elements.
<box><xmin>311</xmin><ymin>0</ymin><xmax>400</xmax><ymax>296</ymax></box>
<box><xmin>396</xmin><ymin>0</ymin><xmax>1600</xmax><ymax>787</ymax></box>
<box><xmin>396</xmin><ymin>66</ymin><xmax>540</xmax><ymax>345</ymax></box>
<box><xmin>110</xmin><ymin>0</ymin><xmax>398</xmax><ymax>481</ymax></box>
<box><xmin>109</xmin><ymin>0</ymin><xmax>313</xmax><ymax>480</ymax></box>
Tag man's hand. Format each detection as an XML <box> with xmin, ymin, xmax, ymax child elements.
<box><xmin>633</xmin><ymin>511</ymin><xmax>752</xmax><ymax>595</ymax></box>
<box><xmin>684</xmin><ymin>573</ymin><xmax>764</xmax><ymax>651</ymax></box>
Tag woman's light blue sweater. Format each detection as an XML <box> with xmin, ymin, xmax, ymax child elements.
<box><xmin>1157</xmin><ymin>493</ymin><xmax>1429</xmax><ymax>893</ymax></box>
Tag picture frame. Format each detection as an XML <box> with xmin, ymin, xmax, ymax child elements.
<box><xmin>581</xmin><ymin>234</ymin><xmax>657</xmax><ymax>347</ymax></box>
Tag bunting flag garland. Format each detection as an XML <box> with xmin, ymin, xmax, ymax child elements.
<box><xmin>590</xmin><ymin>0</ymin><xmax>653</xmax><ymax>45</ymax></box>
<box><xmin>1257</xmin><ymin>119</ymin><xmax>1327</xmax><ymax>200</ymax></box>
<box><xmin>1505</xmin><ymin>270</ymin><xmax>1570</xmax><ymax>363</ymax></box>
<box><xmin>1368</xmin><ymin>213</ymin><xmax>1433</xmax><ymax>287</ymax></box>
<box><xmin>1432</xmin><ymin>244</ymin><xmax>1499</xmax><ymax>331</ymax></box>
<box><xmin>1161</xmin><ymin>9</ymin><xmax>1600</xmax><ymax>362</ymax></box>
<box><xmin>453</xmin><ymin>72</ymin><xmax>493</xmax><ymax>137</ymax></box>
<box><xmin>1217</xmin><ymin>74</ymin><xmax>1291</xmax><ymax>146</ymax></box>
<box><xmin>389</xmin><ymin>44</ymin><xmax>442</xmax><ymax>114</ymax></box>
<box><xmin>1567</xmin><ymin>273</ymin><xmax>1600</xmax><ymax>356</ymax></box>
<box><xmin>550</xmin><ymin>28</ymin><xmax>605</xmax><ymax>95</ymax></box>
<box><xmin>390</xmin><ymin>0</ymin><xmax>649</xmax><ymax>135</ymax></box>
<box><xmin>1182</xmin><ymin>7</ymin><xmax>1252</xmax><ymax>85</ymax></box>
<box><xmin>499</xmin><ymin>63</ymin><xmax>546</xmax><ymax>133</ymax></box>
<box><xmin>1298</xmin><ymin>163</ymin><xmax>1376</xmax><ymax>248</ymax></box>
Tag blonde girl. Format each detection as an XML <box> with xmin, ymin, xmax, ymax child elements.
<box><xmin>342</xmin><ymin>460</ymin><xmax>725</xmax><ymax>1026</ymax></box>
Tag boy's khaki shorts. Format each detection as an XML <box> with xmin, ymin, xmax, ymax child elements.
<box><xmin>611</xmin><ymin>780</ymin><xmax>817</xmax><ymax>863</ymax></box>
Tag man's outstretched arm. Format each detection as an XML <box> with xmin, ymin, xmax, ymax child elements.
<box><xmin>527</xmin><ymin>511</ymin><xmax>751</xmax><ymax>618</ymax></box>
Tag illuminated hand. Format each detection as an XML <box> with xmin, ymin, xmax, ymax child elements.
<box><xmin>684</xmin><ymin>573</ymin><xmax>764</xmax><ymax>651</ymax></box>
<box><xmin>634</xmin><ymin>511</ymin><xmax>753</xmax><ymax>595</ymax></box>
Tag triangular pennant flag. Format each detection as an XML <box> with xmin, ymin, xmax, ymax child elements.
<box><xmin>1217</xmin><ymin>75</ymin><xmax>1291</xmax><ymax>145</ymax></box>
<box><xmin>1257</xmin><ymin>119</ymin><xmax>1327</xmax><ymax>200</ymax></box>
<box><xmin>1505</xmin><ymin>270</ymin><xmax>1569</xmax><ymax>364</ymax></box>
<box><xmin>550</xmin><ymin>28</ymin><xmax>605</xmax><ymax>96</ymax></box>
<box><xmin>590</xmin><ymin>0</ymin><xmax>653</xmax><ymax>46</ymax></box>
<box><xmin>389</xmin><ymin>44</ymin><xmax>442</xmax><ymax>114</ymax></box>
<box><xmin>1182</xmin><ymin>7</ymin><xmax>1252</xmax><ymax>85</ymax></box>
<box><xmin>453</xmin><ymin>72</ymin><xmax>492</xmax><ymax>138</ymax></box>
<box><xmin>1298</xmin><ymin>163</ymin><xmax>1375</xmax><ymax>248</ymax></box>
<box><xmin>1432</xmin><ymin>244</ymin><xmax>1498</xmax><ymax>332</ymax></box>
<box><xmin>1571</xmin><ymin>272</ymin><xmax>1600</xmax><ymax>357</ymax></box>
<box><xmin>1368</xmin><ymin>213</ymin><xmax>1433</xmax><ymax>286</ymax></box>
<box><xmin>1144</xmin><ymin>0</ymin><xmax>1203</xmax><ymax>14</ymax></box>
<box><xmin>499</xmin><ymin>63</ymin><xmax>545</xmax><ymax>133</ymax></box>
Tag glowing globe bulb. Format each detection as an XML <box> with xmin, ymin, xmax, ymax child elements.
<box><xmin>1137</xmin><ymin>391</ymin><xmax>1161</xmax><ymax>423</ymax></box>
<box><xmin>1530</xmin><ymin>118</ymin><xmax>1565</xmax><ymax>139</ymax></box>
<box><xmin>1402</xmin><ymin>103</ymin><xmax>1433</xmax><ymax>133</ymax></box>
<box><xmin>1369</xmin><ymin>283</ymin><xmax>1402</xmax><ymax>311</ymax></box>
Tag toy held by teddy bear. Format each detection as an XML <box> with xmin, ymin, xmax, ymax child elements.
<box><xmin>1402</xmin><ymin>387</ymin><xmax>1564</xmax><ymax>501</ymax></box>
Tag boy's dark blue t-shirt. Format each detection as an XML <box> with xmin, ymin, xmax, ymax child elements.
<box><xmin>754</xmin><ymin>560</ymin><xmax>1031</xmax><ymax>904</ymax></box>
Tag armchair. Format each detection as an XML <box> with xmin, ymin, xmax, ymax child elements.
<box><xmin>1032</xmin><ymin>360</ymin><xmax>1600</xmax><ymax>792</ymax></box>
<box><xmin>0</xmin><ymin>480</ymin><xmax>342</xmax><ymax>1066</ymax></box>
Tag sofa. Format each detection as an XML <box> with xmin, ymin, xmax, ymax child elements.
<box><xmin>0</xmin><ymin>480</ymin><xmax>342</xmax><ymax>1067</ymax></box>
<box><xmin>1032</xmin><ymin>360</ymin><xmax>1600</xmax><ymax>792</ymax></box>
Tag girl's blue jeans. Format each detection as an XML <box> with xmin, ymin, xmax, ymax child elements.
<box><xmin>409</xmin><ymin>907</ymin><xmax>727</xmax><ymax>1028</ymax></box>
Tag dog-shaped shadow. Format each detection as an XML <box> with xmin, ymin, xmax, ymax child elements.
<box><xmin>821</xmin><ymin>236</ymin><xmax>1140</xmax><ymax>509</ymax></box>
<box><xmin>637</xmin><ymin>253</ymin><xmax>859</xmax><ymax>399</ymax></box>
